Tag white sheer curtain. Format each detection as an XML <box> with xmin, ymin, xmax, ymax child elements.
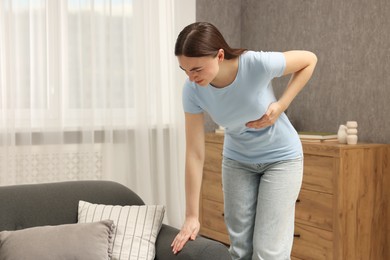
<box><xmin>0</xmin><ymin>0</ymin><xmax>194</xmax><ymax>227</ymax></box>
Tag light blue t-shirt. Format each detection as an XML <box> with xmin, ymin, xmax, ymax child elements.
<box><xmin>182</xmin><ymin>51</ymin><xmax>302</xmax><ymax>164</ymax></box>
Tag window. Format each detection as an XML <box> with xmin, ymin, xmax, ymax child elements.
<box><xmin>0</xmin><ymin>0</ymin><xmax>141</xmax><ymax>129</ymax></box>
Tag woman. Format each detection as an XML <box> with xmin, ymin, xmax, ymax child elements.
<box><xmin>171</xmin><ymin>22</ymin><xmax>317</xmax><ymax>260</ymax></box>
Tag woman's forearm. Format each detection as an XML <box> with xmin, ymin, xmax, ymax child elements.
<box><xmin>183</xmin><ymin>112</ymin><xmax>205</xmax><ymax>219</ymax></box>
<box><xmin>279</xmin><ymin>51</ymin><xmax>317</xmax><ymax>111</ymax></box>
<box><xmin>185</xmin><ymin>155</ymin><xmax>204</xmax><ymax>218</ymax></box>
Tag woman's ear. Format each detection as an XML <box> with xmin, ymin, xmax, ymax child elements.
<box><xmin>217</xmin><ymin>49</ymin><xmax>224</xmax><ymax>62</ymax></box>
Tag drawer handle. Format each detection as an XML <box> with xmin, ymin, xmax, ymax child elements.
<box><xmin>296</xmin><ymin>199</ymin><xmax>301</xmax><ymax>203</ymax></box>
<box><xmin>222</xmin><ymin>213</ymin><xmax>225</xmax><ymax>217</ymax></box>
<box><xmin>294</xmin><ymin>234</ymin><xmax>301</xmax><ymax>238</ymax></box>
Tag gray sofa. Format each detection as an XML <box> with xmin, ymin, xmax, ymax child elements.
<box><xmin>0</xmin><ymin>180</ymin><xmax>231</xmax><ymax>260</ymax></box>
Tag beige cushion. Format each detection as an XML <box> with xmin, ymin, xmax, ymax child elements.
<box><xmin>78</xmin><ymin>201</ymin><xmax>165</xmax><ymax>260</ymax></box>
<box><xmin>0</xmin><ymin>220</ymin><xmax>115</xmax><ymax>260</ymax></box>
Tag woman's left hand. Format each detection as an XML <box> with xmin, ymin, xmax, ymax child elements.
<box><xmin>245</xmin><ymin>102</ymin><xmax>285</xmax><ymax>129</ymax></box>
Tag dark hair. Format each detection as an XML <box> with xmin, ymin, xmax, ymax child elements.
<box><xmin>175</xmin><ymin>22</ymin><xmax>246</xmax><ymax>60</ymax></box>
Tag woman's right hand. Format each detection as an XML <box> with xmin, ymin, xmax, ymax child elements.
<box><xmin>171</xmin><ymin>216</ymin><xmax>200</xmax><ymax>254</ymax></box>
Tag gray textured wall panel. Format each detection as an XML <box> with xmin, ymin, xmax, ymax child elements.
<box><xmin>196</xmin><ymin>0</ymin><xmax>241</xmax><ymax>48</ymax></box>
<box><xmin>241</xmin><ymin>0</ymin><xmax>390</xmax><ymax>143</ymax></box>
<box><xmin>197</xmin><ymin>0</ymin><xmax>389</xmax><ymax>143</ymax></box>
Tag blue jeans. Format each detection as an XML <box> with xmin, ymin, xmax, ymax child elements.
<box><xmin>222</xmin><ymin>156</ymin><xmax>303</xmax><ymax>260</ymax></box>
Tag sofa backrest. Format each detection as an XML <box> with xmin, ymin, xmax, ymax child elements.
<box><xmin>0</xmin><ymin>180</ymin><xmax>144</xmax><ymax>231</ymax></box>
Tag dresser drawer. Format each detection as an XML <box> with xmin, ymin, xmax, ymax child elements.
<box><xmin>295</xmin><ymin>189</ymin><xmax>333</xmax><ymax>231</ymax></box>
<box><xmin>302</xmin><ymin>155</ymin><xmax>335</xmax><ymax>194</ymax></box>
<box><xmin>291</xmin><ymin>257</ymin><xmax>303</xmax><ymax>260</ymax></box>
<box><xmin>201</xmin><ymin>199</ymin><xmax>228</xmax><ymax>235</ymax></box>
<box><xmin>204</xmin><ymin>142</ymin><xmax>223</xmax><ymax>172</ymax></box>
<box><xmin>292</xmin><ymin>223</ymin><xmax>333</xmax><ymax>260</ymax></box>
<box><xmin>203</xmin><ymin>170</ymin><xmax>224</xmax><ymax>203</ymax></box>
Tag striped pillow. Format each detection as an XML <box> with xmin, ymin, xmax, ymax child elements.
<box><xmin>78</xmin><ymin>201</ymin><xmax>165</xmax><ymax>260</ymax></box>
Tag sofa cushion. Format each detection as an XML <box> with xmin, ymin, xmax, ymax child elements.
<box><xmin>0</xmin><ymin>181</ymin><xmax>145</xmax><ymax>232</ymax></box>
<box><xmin>78</xmin><ymin>200</ymin><xmax>165</xmax><ymax>260</ymax></box>
<box><xmin>0</xmin><ymin>220</ymin><xmax>114</xmax><ymax>260</ymax></box>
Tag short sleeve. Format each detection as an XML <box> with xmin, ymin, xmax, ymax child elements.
<box><xmin>255</xmin><ymin>51</ymin><xmax>286</xmax><ymax>79</ymax></box>
<box><xmin>182</xmin><ymin>81</ymin><xmax>203</xmax><ymax>114</ymax></box>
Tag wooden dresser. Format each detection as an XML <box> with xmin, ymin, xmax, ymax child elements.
<box><xmin>199</xmin><ymin>133</ymin><xmax>390</xmax><ymax>260</ymax></box>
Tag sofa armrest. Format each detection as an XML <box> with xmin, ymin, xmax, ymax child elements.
<box><xmin>155</xmin><ymin>224</ymin><xmax>230</xmax><ymax>260</ymax></box>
